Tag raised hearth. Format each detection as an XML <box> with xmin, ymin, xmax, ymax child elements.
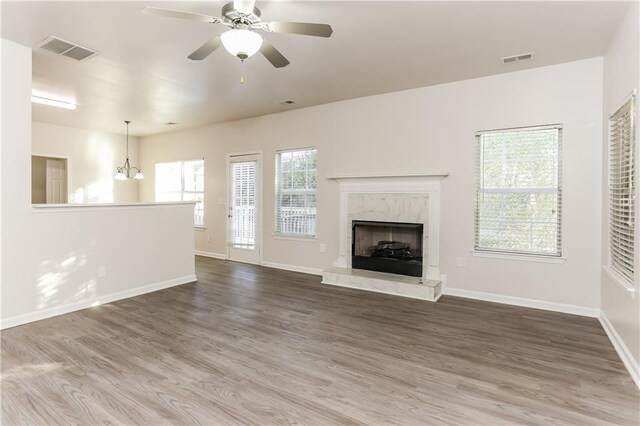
<box><xmin>322</xmin><ymin>267</ymin><xmax>442</xmax><ymax>301</ymax></box>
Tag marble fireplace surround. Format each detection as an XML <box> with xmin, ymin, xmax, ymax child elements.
<box><xmin>323</xmin><ymin>173</ymin><xmax>448</xmax><ymax>301</ymax></box>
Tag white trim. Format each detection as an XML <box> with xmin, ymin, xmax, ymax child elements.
<box><xmin>32</xmin><ymin>201</ymin><xmax>195</xmax><ymax>213</ymax></box>
<box><xmin>599</xmin><ymin>310</ymin><xmax>640</xmax><ymax>389</ymax></box>
<box><xmin>0</xmin><ymin>274</ymin><xmax>197</xmax><ymax>330</ymax></box>
<box><xmin>195</xmin><ymin>250</ymin><xmax>227</xmax><ymax>260</ymax></box>
<box><xmin>603</xmin><ymin>265</ymin><xmax>637</xmax><ymax>297</ymax></box>
<box><xmin>272</xmin><ymin>235</ymin><xmax>318</xmax><ymax>242</ymax></box>
<box><xmin>327</xmin><ymin>172</ymin><xmax>449</xmax><ymax>180</ymax></box>
<box><xmin>260</xmin><ymin>261</ymin><xmax>323</xmax><ymax>276</ymax></box>
<box><xmin>194</xmin><ymin>226</ymin><xmax>206</xmax><ymax>231</ymax></box>
<box><xmin>443</xmin><ymin>287</ymin><xmax>599</xmax><ymax>317</ymax></box>
<box><xmin>471</xmin><ymin>250</ymin><xmax>566</xmax><ymax>264</ymax></box>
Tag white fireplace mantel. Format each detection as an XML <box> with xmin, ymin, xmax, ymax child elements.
<box><xmin>327</xmin><ymin>172</ymin><xmax>449</xmax><ymax>181</ymax></box>
<box><xmin>329</xmin><ymin>173</ymin><xmax>447</xmax><ymax>279</ymax></box>
<box><xmin>324</xmin><ymin>173</ymin><xmax>448</xmax><ymax>301</ymax></box>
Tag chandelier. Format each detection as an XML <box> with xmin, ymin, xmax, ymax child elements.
<box><xmin>115</xmin><ymin>120</ymin><xmax>144</xmax><ymax>180</ymax></box>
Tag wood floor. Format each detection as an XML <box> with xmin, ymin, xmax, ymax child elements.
<box><xmin>2</xmin><ymin>257</ymin><xmax>638</xmax><ymax>425</ymax></box>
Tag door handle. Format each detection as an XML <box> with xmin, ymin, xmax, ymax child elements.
<box><xmin>228</xmin><ymin>214</ymin><xmax>233</xmax><ymax>218</ymax></box>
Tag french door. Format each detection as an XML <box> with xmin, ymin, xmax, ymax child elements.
<box><xmin>227</xmin><ymin>153</ymin><xmax>261</xmax><ymax>264</ymax></box>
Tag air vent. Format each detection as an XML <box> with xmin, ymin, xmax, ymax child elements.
<box><xmin>36</xmin><ymin>36</ymin><xmax>97</xmax><ymax>61</ymax></box>
<box><xmin>281</xmin><ymin>99</ymin><xmax>296</xmax><ymax>105</ymax></box>
<box><xmin>501</xmin><ymin>52</ymin><xmax>534</xmax><ymax>64</ymax></box>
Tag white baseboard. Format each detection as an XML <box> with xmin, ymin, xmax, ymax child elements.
<box><xmin>443</xmin><ymin>287</ymin><xmax>600</xmax><ymax>318</ymax></box>
<box><xmin>195</xmin><ymin>250</ymin><xmax>227</xmax><ymax>260</ymax></box>
<box><xmin>599</xmin><ymin>311</ymin><xmax>640</xmax><ymax>389</ymax></box>
<box><xmin>260</xmin><ymin>261</ymin><xmax>323</xmax><ymax>276</ymax></box>
<box><xmin>0</xmin><ymin>274</ymin><xmax>197</xmax><ymax>330</ymax></box>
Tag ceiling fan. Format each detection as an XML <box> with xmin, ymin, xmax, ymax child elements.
<box><xmin>142</xmin><ymin>0</ymin><xmax>333</xmax><ymax>68</ymax></box>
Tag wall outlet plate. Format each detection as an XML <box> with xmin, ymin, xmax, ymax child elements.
<box><xmin>320</xmin><ymin>243</ymin><xmax>327</xmax><ymax>253</ymax></box>
<box><xmin>98</xmin><ymin>266</ymin><xmax>106</xmax><ymax>277</ymax></box>
<box><xmin>456</xmin><ymin>257</ymin><xmax>468</xmax><ymax>267</ymax></box>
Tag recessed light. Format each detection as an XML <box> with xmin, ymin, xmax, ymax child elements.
<box><xmin>166</xmin><ymin>122</ymin><xmax>177</xmax><ymax>125</ymax></box>
<box><xmin>31</xmin><ymin>95</ymin><xmax>77</xmax><ymax>110</ymax></box>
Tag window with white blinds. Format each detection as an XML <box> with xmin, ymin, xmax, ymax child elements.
<box><xmin>609</xmin><ymin>94</ymin><xmax>636</xmax><ymax>283</ymax></box>
<box><xmin>475</xmin><ymin>125</ymin><xmax>562</xmax><ymax>256</ymax></box>
<box><xmin>230</xmin><ymin>160</ymin><xmax>257</xmax><ymax>248</ymax></box>
<box><xmin>275</xmin><ymin>148</ymin><xmax>317</xmax><ymax>237</ymax></box>
<box><xmin>155</xmin><ymin>159</ymin><xmax>204</xmax><ymax>226</ymax></box>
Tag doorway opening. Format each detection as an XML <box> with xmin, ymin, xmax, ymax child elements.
<box><xmin>32</xmin><ymin>155</ymin><xmax>68</xmax><ymax>204</ymax></box>
<box><xmin>227</xmin><ymin>152</ymin><xmax>262</xmax><ymax>265</ymax></box>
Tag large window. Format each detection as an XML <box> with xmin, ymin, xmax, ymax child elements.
<box><xmin>155</xmin><ymin>159</ymin><xmax>204</xmax><ymax>226</ymax></box>
<box><xmin>475</xmin><ymin>125</ymin><xmax>562</xmax><ymax>256</ymax></box>
<box><xmin>275</xmin><ymin>148</ymin><xmax>317</xmax><ymax>237</ymax></box>
<box><xmin>609</xmin><ymin>94</ymin><xmax>636</xmax><ymax>283</ymax></box>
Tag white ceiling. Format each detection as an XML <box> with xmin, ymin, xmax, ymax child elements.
<box><xmin>1</xmin><ymin>1</ymin><xmax>632</xmax><ymax>136</ymax></box>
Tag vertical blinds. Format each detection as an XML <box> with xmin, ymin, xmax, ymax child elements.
<box><xmin>275</xmin><ymin>148</ymin><xmax>317</xmax><ymax>237</ymax></box>
<box><xmin>475</xmin><ymin>125</ymin><xmax>562</xmax><ymax>256</ymax></box>
<box><xmin>230</xmin><ymin>161</ymin><xmax>257</xmax><ymax>248</ymax></box>
<box><xmin>609</xmin><ymin>94</ymin><xmax>636</xmax><ymax>283</ymax></box>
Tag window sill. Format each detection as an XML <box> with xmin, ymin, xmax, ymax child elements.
<box><xmin>471</xmin><ymin>250</ymin><xmax>566</xmax><ymax>264</ymax></box>
<box><xmin>272</xmin><ymin>234</ymin><xmax>318</xmax><ymax>242</ymax></box>
<box><xmin>603</xmin><ymin>265</ymin><xmax>637</xmax><ymax>297</ymax></box>
<box><xmin>194</xmin><ymin>226</ymin><xmax>206</xmax><ymax>231</ymax></box>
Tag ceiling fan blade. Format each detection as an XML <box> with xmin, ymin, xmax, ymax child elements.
<box><xmin>262</xmin><ymin>21</ymin><xmax>333</xmax><ymax>38</ymax></box>
<box><xmin>233</xmin><ymin>0</ymin><xmax>256</xmax><ymax>15</ymax></box>
<box><xmin>188</xmin><ymin>36</ymin><xmax>222</xmax><ymax>60</ymax></box>
<box><xmin>260</xmin><ymin>41</ymin><xmax>290</xmax><ymax>68</ymax></box>
<box><xmin>141</xmin><ymin>7</ymin><xmax>220</xmax><ymax>24</ymax></box>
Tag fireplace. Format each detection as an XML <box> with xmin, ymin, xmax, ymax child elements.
<box><xmin>352</xmin><ymin>220</ymin><xmax>423</xmax><ymax>277</ymax></box>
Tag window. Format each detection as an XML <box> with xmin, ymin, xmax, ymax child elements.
<box><xmin>155</xmin><ymin>159</ymin><xmax>204</xmax><ymax>226</ymax></box>
<box><xmin>609</xmin><ymin>94</ymin><xmax>636</xmax><ymax>283</ymax></box>
<box><xmin>275</xmin><ymin>148</ymin><xmax>317</xmax><ymax>237</ymax></box>
<box><xmin>475</xmin><ymin>125</ymin><xmax>562</xmax><ymax>257</ymax></box>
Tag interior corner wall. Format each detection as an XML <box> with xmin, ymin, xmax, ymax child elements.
<box><xmin>138</xmin><ymin>56</ymin><xmax>603</xmax><ymax>313</ymax></box>
<box><xmin>1</xmin><ymin>38</ymin><xmax>195</xmax><ymax>327</ymax></box>
<box><xmin>31</xmin><ymin>155</ymin><xmax>47</xmax><ymax>203</ymax></box>
<box><xmin>32</xmin><ymin>121</ymin><xmax>140</xmax><ymax>204</ymax></box>
<box><xmin>601</xmin><ymin>1</ymin><xmax>640</xmax><ymax>376</ymax></box>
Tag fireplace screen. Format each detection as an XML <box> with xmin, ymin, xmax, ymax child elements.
<box><xmin>352</xmin><ymin>220</ymin><xmax>423</xmax><ymax>277</ymax></box>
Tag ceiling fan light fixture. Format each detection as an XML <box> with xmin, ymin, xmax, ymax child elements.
<box><xmin>221</xmin><ymin>29</ymin><xmax>263</xmax><ymax>59</ymax></box>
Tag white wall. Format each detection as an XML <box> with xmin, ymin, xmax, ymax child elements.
<box><xmin>1</xmin><ymin>38</ymin><xmax>196</xmax><ymax>328</ymax></box>
<box><xmin>32</xmin><ymin>121</ymin><xmax>140</xmax><ymax>204</ymax></box>
<box><xmin>139</xmin><ymin>57</ymin><xmax>603</xmax><ymax>314</ymax></box>
<box><xmin>601</xmin><ymin>2</ymin><xmax>640</xmax><ymax>384</ymax></box>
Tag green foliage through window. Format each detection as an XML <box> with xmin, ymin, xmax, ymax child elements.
<box><xmin>475</xmin><ymin>126</ymin><xmax>562</xmax><ymax>256</ymax></box>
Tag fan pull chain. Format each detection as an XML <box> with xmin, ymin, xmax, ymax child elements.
<box><xmin>240</xmin><ymin>60</ymin><xmax>245</xmax><ymax>84</ymax></box>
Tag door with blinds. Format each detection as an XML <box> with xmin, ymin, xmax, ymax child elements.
<box><xmin>227</xmin><ymin>154</ymin><xmax>261</xmax><ymax>264</ymax></box>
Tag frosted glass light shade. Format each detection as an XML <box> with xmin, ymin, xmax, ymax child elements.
<box><xmin>221</xmin><ymin>29</ymin><xmax>263</xmax><ymax>59</ymax></box>
<box><xmin>134</xmin><ymin>171</ymin><xmax>145</xmax><ymax>180</ymax></box>
<box><xmin>115</xmin><ymin>171</ymin><xmax>127</xmax><ymax>181</ymax></box>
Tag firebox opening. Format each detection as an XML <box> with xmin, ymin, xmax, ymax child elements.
<box><xmin>352</xmin><ymin>220</ymin><xmax>423</xmax><ymax>277</ymax></box>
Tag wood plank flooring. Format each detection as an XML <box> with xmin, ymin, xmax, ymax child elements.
<box><xmin>2</xmin><ymin>256</ymin><xmax>639</xmax><ymax>425</ymax></box>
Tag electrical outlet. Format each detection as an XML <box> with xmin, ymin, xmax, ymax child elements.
<box><xmin>320</xmin><ymin>243</ymin><xmax>327</xmax><ymax>253</ymax></box>
<box><xmin>98</xmin><ymin>266</ymin><xmax>106</xmax><ymax>278</ymax></box>
<box><xmin>207</xmin><ymin>235</ymin><xmax>212</xmax><ymax>243</ymax></box>
<box><xmin>456</xmin><ymin>257</ymin><xmax>468</xmax><ymax>267</ymax></box>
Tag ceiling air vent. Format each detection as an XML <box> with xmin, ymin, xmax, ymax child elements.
<box><xmin>36</xmin><ymin>36</ymin><xmax>97</xmax><ymax>61</ymax></box>
<box><xmin>501</xmin><ymin>52</ymin><xmax>534</xmax><ymax>64</ymax></box>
